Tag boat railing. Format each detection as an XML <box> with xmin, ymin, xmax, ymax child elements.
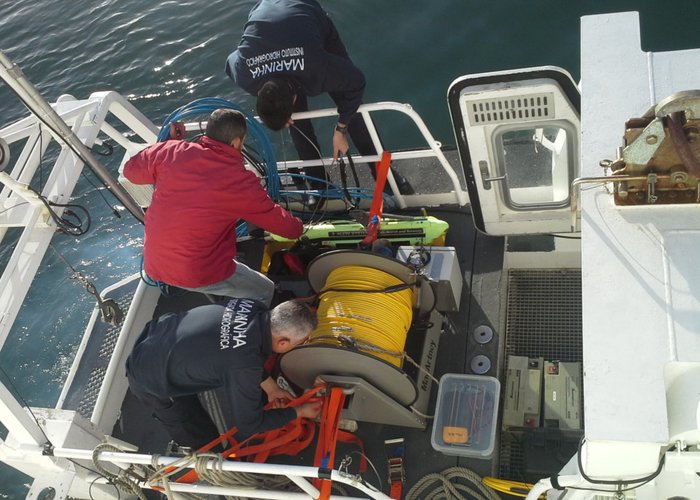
<box><xmin>0</xmin><ymin>90</ymin><xmax>159</xmax><ymax>482</ymax></box>
<box><xmin>144</xmin><ymin>101</ymin><xmax>470</xmax><ymax>211</ymax></box>
<box><xmin>55</xmin><ymin>275</ymin><xmax>160</xmax><ymax>435</ymax></box>
<box><xmin>0</xmin><ymin>91</ymin><xmax>156</xmax><ymax>353</ymax></box>
<box><xmin>285</xmin><ymin>101</ymin><xmax>469</xmax><ymax>208</ymax></box>
<box><xmin>53</xmin><ymin>445</ymin><xmax>392</xmax><ymax>499</ymax></box>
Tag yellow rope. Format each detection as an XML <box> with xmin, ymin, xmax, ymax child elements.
<box><xmin>482</xmin><ymin>476</ymin><xmax>536</xmax><ymax>498</ymax></box>
<box><xmin>311</xmin><ymin>265</ymin><xmax>414</xmax><ymax>366</ymax></box>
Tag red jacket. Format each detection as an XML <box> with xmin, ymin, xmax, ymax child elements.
<box><xmin>124</xmin><ymin>136</ymin><xmax>303</xmax><ymax>288</ymax></box>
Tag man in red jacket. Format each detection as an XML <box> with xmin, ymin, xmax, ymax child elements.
<box><xmin>124</xmin><ymin>109</ymin><xmax>303</xmax><ymax>305</ymax></box>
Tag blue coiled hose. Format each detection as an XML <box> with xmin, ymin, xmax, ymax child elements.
<box><xmin>157</xmin><ymin>97</ymin><xmax>280</xmax><ymax>237</ymax></box>
<box><xmin>157</xmin><ymin>97</ymin><xmax>382</xmax><ymax>226</ymax></box>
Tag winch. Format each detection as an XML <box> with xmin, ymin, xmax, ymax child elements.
<box><xmin>280</xmin><ymin>249</ymin><xmax>461</xmax><ymax>429</ymax></box>
<box><xmin>609</xmin><ymin>90</ymin><xmax>700</xmax><ymax>205</ymax></box>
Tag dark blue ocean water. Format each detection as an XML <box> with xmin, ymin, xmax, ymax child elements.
<box><xmin>1</xmin><ymin>0</ymin><xmax>699</xmax><ymax>497</ymax></box>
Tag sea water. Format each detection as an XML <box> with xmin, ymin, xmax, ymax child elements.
<box><xmin>1</xmin><ymin>0</ymin><xmax>699</xmax><ymax>497</ymax></box>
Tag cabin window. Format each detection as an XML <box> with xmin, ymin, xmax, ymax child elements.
<box><xmin>495</xmin><ymin>123</ymin><xmax>574</xmax><ymax>210</ymax></box>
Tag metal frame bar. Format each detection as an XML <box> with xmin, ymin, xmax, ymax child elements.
<box><xmin>52</xmin><ymin>447</ymin><xmax>391</xmax><ymax>500</ymax></box>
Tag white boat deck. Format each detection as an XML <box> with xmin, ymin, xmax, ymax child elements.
<box><xmin>581</xmin><ymin>11</ymin><xmax>700</xmax><ymax>478</ymax></box>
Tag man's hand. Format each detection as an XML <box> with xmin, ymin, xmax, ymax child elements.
<box><xmin>332</xmin><ymin>129</ymin><xmax>349</xmax><ymax>160</ymax></box>
<box><xmin>296</xmin><ymin>401</ymin><xmax>323</xmax><ymax>419</ymax></box>
<box><xmin>261</xmin><ymin>376</ymin><xmax>294</xmax><ymax>407</ymax></box>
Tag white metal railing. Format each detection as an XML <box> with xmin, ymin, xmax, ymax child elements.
<box><xmin>52</xmin><ymin>446</ymin><xmax>391</xmax><ymax>500</ymax></box>
<box><xmin>281</xmin><ymin>101</ymin><xmax>468</xmax><ymax>208</ymax></box>
<box><xmin>0</xmin><ymin>91</ymin><xmax>157</xmax><ymax>352</ymax></box>
<box><xmin>0</xmin><ymin>89</ymin><xmax>158</xmax><ymax>497</ymax></box>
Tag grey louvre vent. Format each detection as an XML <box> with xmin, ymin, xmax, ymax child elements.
<box><xmin>467</xmin><ymin>93</ymin><xmax>554</xmax><ymax>125</ymax></box>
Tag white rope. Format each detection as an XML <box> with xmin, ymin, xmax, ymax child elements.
<box><xmin>92</xmin><ymin>443</ymin><xmax>148</xmax><ymax>500</ymax></box>
<box><xmin>193</xmin><ymin>453</ymin><xmax>297</xmax><ymax>500</ymax></box>
<box><xmin>405</xmin><ymin>467</ymin><xmax>500</xmax><ymax>500</ymax></box>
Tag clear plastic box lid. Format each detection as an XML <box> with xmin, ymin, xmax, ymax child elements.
<box><xmin>431</xmin><ymin>373</ymin><xmax>501</xmax><ymax>458</ymax></box>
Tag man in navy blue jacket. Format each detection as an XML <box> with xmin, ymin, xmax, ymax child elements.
<box><xmin>125</xmin><ymin>299</ymin><xmax>321</xmax><ymax>449</ymax></box>
<box><xmin>226</xmin><ymin>0</ymin><xmax>413</xmax><ymax>196</ymax></box>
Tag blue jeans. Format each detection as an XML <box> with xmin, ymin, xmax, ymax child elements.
<box><xmin>183</xmin><ymin>260</ymin><xmax>274</xmax><ymax>307</ymax></box>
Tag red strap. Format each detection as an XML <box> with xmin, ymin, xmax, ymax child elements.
<box><xmin>176</xmin><ymin>386</ymin><xmax>325</xmax><ymax>484</ymax></box>
<box><xmin>390</xmin><ymin>481</ymin><xmax>403</xmax><ymax>499</ymax></box>
<box><xmin>313</xmin><ymin>387</ymin><xmax>346</xmax><ymax>500</ymax></box>
<box><xmin>173</xmin><ymin>384</ymin><xmax>366</xmax><ymax>495</ymax></box>
<box><xmin>362</xmin><ymin>151</ymin><xmax>392</xmax><ymax>246</ymax></box>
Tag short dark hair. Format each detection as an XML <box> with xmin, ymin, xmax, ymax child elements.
<box><xmin>270</xmin><ymin>300</ymin><xmax>317</xmax><ymax>342</ymax></box>
<box><xmin>256</xmin><ymin>78</ymin><xmax>295</xmax><ymax>131</ymax></box>
<box><xmin>205</xmin><ymin>109</ymin><xmax>247</xmax><ymax>144</ymax></box>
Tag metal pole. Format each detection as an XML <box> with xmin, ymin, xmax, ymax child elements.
<box><xmin>0</xmin><ymin>49</ymin><xmax>145</xmax><ymax>223</ymax></box>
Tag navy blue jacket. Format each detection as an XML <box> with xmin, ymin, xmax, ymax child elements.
<box><xmin>125</xmin><ymin>299</ymin><xmax>296</xmax><ymax>438</ymax></box>
<box><xmin>226</xmin><ymin>0</ymin><xmax>365</xmax><ymax>125</ymax></box>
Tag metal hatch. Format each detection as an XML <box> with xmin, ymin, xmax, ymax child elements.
<box><xmin>448</xmin><ymin>67</ymin><xmax>580</xmax><ymax>235</ymax></box>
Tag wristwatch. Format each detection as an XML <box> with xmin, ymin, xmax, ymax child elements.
<box><xmin>335</xmin><ymin>123</ymin><xmax>348</xmax><ymax>135</ymax></box>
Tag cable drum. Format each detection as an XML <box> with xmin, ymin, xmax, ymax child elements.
<box><xmin>312</xmin><ymin>265</ymin><xmax>415</xmax><ymax>367</ymax></box>
<box><xmin>281</xmin><ymin>250</ymin><xmax>435</xmax><ymax>406</ymax></box>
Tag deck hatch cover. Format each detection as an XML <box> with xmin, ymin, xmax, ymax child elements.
<box><xmin>447</xmin><ymin>66</ymin><xmax>580</xmax><ymax>236</ymax></box>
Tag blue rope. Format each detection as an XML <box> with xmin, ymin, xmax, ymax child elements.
<box><xmin>157</xmin><ymin>98</ymin><xmax>281</xmax><ymax>238</ymax></box>
<box><xmin>157</xmin><ymin>97</ymin><xmax>280</xmax><ymax>201</ymax></box>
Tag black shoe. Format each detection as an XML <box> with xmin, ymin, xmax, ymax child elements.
<box><xmin>397</xmin><ymin>177</ymin><xmax>415</xmax><ymax>195</ymax></box>
<box><xmin>382</xmin><ymin>177</ymin><xmax>415</xmax><ymax>196</ymax></box>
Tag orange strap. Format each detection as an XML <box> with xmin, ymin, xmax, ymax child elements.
<box><xmin>362</xmin><ymin>151</ymin><xmax>392</xmax><ymax>246</ymax></box>
<box><xmin>313</xmin><ymin>386</ymin><xmax>346</xmax><ymax>500</ymax></box>
<box><xmin>176</xmin><ymin>386</ymin><xmax>325</xmax><ymax>484</ymax></box>
<box><xmin>390</xmin><ymin>481</ymin><xmax>403</xmax><ymax>499</ymax></box>
<box><xmin>173</xmin><ymin>384</ymin><xmax>366</xmax><ymax>496</ymax></box>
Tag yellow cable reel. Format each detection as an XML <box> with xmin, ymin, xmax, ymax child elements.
<box><xmin>311</xmin><ymin>265</ymin><xmax>415</xmax><ymax>367</ymax></box>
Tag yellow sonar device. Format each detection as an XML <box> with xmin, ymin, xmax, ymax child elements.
<box><xmin>270</xmin><ymin>215</ymin><xmax>449</xmax><ymax>247</ymax></box>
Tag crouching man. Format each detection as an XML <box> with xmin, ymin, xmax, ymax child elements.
<box><xmin>125</xmin><ymin>299</ymin><xmax>321</xmax><ymax>449</ymax></box>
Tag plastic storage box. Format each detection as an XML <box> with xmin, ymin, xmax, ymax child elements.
<box><xmin>431</xmin><ymin>374</ymin><xmax>500</xmax><ymax>458</ymax></box>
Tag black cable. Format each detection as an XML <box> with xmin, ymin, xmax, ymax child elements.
<box><xmin>319</xmin><ymin>283</ymin><xmax>414</xmax><ymax>295</ymax></box>
<box><xmin>3</xmin><ymin>81</ymin><xmax>143</xmax><ymax>223</ymax></box>
<box><xmin>91</xmin><ymin>140</ymin><xmax>114</xmax><ymax>157</ymax></box>
<box><xmin>545</xmin><ymin>233</ymin><xmax>581</xmax><ymax>240</ymax></box>
<box><xmin>0</xmin><ymin>201</ymin><xmax>29</xmax><ymax>216</ymax></box>
<box><xmin>571</xmin><ymin>436</ymin><xmax>668</xmax><ymax>491</ymax></box>
<box><xmin>80</xmin><ymin>170</ymin><xmax>122</xmax><ymax>219</ymax></box>
<box><xmin>242</xmin><ymin>149</ymin><xmax>267</xmax><ymax>178</ymax></box>
<box><xmin>28</xmin><ymin>187</ymin><xmax>92</xmax><ymax>235</ymax></box>
<box><xmin>0</xmin><ymin>365</ymin><xmax>51</xmax><ymax>444</ymax></box>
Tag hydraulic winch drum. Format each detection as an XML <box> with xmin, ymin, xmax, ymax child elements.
<box><xmin>280</xmin><ymin>250</ymin><xmax>435</xmax><ymax>407</ymax></box>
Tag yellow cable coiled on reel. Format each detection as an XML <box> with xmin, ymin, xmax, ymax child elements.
<box><xmin>310</xmin><ymin>265</ymin><xmax>415</xmax><ymax>367</ymax></box>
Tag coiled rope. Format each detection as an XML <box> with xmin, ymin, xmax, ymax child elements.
<box><xmin>312</xmin><ymin>265</ymin><xmax>414</xmax><ymax>367</ymax></box>
<box><xmin>405</xmin><ymin>467</ymin><xmax>500</xmax><ymax>500</ymax></box>
<box><xmin>193</xmin><ymin>454</ymin><xmax>294</xmax><ymax>500</ymax></box>
<box><xmin>92</xmin><ymin>443</ymin><xmax>148</xmax><ymax>500</ymax></box>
